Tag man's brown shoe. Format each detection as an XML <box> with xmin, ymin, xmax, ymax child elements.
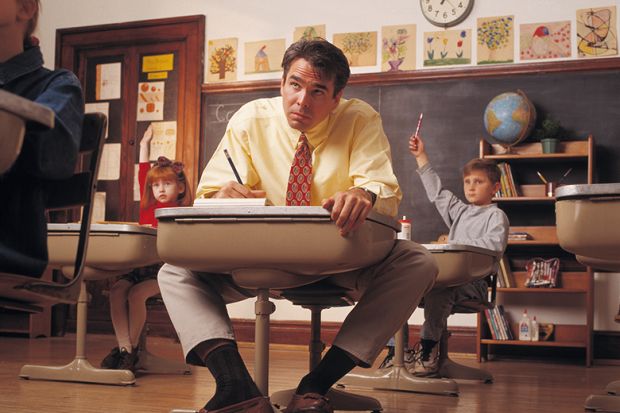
<box><xmin>198</xmin><ymin>396</ymin><xmax>273</xmax><ymax>413</ymax></box>
<box><xmin>283</xmin><ymin>393</ymin><xmax>333</xmax><ymax>413</ymax></box>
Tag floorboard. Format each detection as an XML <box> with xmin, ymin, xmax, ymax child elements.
<box><xmin>0</xmin><ymin>334</ymin><xmax>617</xmax><ymax>412</ymax></box>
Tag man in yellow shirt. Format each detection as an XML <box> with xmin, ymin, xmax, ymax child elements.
<box><xmin>158</xmin><ymin>39</ymin><xmax>437</xmax><ymax>413</ymax></box>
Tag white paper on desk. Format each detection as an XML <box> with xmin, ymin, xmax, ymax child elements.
<box><xmin>97</xmin><ymin>143</ymin><xmax>121</xmax><ymax>180</ymax></box>
<box><xmin>85</xmin><ymin>102</ymin><xmax>109</xmax><ymax>138</ymax></box>
<box><xmin>95</xmin><ymin>62</ymin><xmax>121</xmax><ymax>101</ymax></box>
<box><xmin>193</xmin><ymin>198</ymin><xmax>272</xmax><ymax>206</ymax></box>
<box><xmin>149</xmin><ymin>121</ymin><xmax>177</xmax><ymax>160</ymax></box>
<box><xmin>136</xmin><ymin>81</ymin><xmax>164</xmax><ymax>121</ymax></box>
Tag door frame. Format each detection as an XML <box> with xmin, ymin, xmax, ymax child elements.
<box><xmin>56</xmin><ymin>15</ymin><xmax>205</xmax><ymax>191</ymax></box>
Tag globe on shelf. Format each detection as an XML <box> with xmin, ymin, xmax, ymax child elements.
<box><xmin>483</xmin><ymin>90</ymin><xmax>536</xmax><ymax>151</ymax></box>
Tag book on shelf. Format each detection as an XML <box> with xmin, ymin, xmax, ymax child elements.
<box><xmin>484</xmin><ymin>305</ymin><xmax>513</xmax><ymax>340</ymax></box>
<box><xmin>496</xmin><ymin>162</ymin><xmax>519</xmax><ymax>197</ymax></box>
<box><xmin>497</xmin><ymin>305</ymin><xmax>514</xmax><ymax>340</ymax></box>
<box><xmin>193</xmin><ymin>197</ymin><xmax>273</xmax><ymax>207</ymax></box>
<box><xmin>498</xmin><ymin>255</ymin><xmax>514</xmax><ymax>288</ymax></box>
<box><xmin>484</xmin><ymin>308</ymin><xmax>499</xmax><ymax>339</ymax></box>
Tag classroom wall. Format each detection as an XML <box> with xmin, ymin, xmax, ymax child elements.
<box><xmin>37</xmin><ymin>0</ymin><xmax>620</xmax><ymax>331</ymax></box>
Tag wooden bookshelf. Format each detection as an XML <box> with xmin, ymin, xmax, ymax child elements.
<box><xmin>479</xmin><ymin>137</ymin><xmax>594</xmax><ymax>366</ymax></box>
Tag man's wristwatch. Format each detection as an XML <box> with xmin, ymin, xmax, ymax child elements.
<box><xmin>360</xmin><ymin>187</ymin><xmax>377</xmax><ymax>206</ymax></box>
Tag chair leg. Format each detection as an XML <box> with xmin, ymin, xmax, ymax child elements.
<box><xmin>255</xmin><ymin>288</ymin><xmax>276</xmax><ymax>396</ymax></box>
<box><xmin>134</xmin><ymin>328</ymin><xmax>191</xmax><ymax>375</ymax></box>
<box><xmin>19</xmin><ymin>281</ymin><xmax>135</xmax><ymax>385</ymax></box>
<box><xmin>271</xmin><ymin>304</ymin><xmax>384</xmax><ymax>411</ymax></box>
<box><xmin>338</xmin><ymin>325</ymin><xmax>459</xmax><ymax>396</ymax></box>
<box><xmin>437</xmin><ymin>330</ymin><xmax>493</xmax><ymax>383</ymax></box>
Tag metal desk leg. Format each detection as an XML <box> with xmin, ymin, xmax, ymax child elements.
<box><xmin>20</xmin><ymin>281</ymin><xmax>135</xmax><ymax>385</ymax></box>
<box><xmin>338</xmin><ymin>325</ymin><xmax>459</xmax><ymax>396</ymax></box>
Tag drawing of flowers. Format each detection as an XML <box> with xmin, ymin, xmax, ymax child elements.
<box><xmin>424</xmin><ymin>29</ymin><xmax>471</xmax><ymax>67</ymax></box>
<box><xmin>440</xmin><ymin>37</ymin><xmax>449</xmax><ymax>59</ymax></box>
<box><xmin>382</xmin><ymin>28</ymin><xmax>409</xmax><ymax>71</ymax></box>
<box><xmin>426</xmin><ymin>36</ymin><xmax>435</xmax><ymax>60</ymax></box>
<box><xmin>456</xmin><ymin>31</ymin><xmax>466</xmax><ymax>58</ymax></box>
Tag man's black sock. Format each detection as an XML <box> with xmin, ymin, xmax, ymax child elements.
<box><xmin>202</xmin><ymin>343</ymin><xmax>262</xmax><ymax>410</ymax></box>
<box><xmin>295</xmin><ymin>345</ymin><xmax>357</xmax><ymax>396</ymax></box>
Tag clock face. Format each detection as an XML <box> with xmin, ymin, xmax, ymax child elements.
<box><xmin>420</xmin><ymin>0</ymin><xmax>474</xmax><ymax>27</ymax></box>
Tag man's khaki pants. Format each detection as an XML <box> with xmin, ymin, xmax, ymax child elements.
<box><xmin>158</xmin><ymin>239</ymin><xmax>437</xmax><ymax>367</ymax></box>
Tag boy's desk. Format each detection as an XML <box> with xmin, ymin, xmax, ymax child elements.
<box><xmin>0</xmin><ymin>89</ymin><xmax>54</xmax><ymax>175</ymax></box>
<box><xmin>422</xmin><ymin>243</ymin><xmax>499</xmax><ymax>288</ymax></box>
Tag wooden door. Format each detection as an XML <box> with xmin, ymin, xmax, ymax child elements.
<box><xmin>56</xmin><ymin>16</ymin><xmax>204</xmax><ymax>222</ymax></box>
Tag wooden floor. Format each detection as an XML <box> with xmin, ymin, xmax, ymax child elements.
<box><xmin>0</xmin><ymin>333</ymin><xmax>617</xmax><ymax>413</ymax></box>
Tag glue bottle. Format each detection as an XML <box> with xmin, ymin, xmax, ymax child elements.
<box><xmin>398</xmin><ymin>216</ymin><xmax>411</xmax><ymax>241</ymax></box>
<box><xmin>519</xmin><ymin>309</ymin><xmax>532</xmax><ymax>341</ymax></box>
<box><xmin>531</xmin><ymin>316</ymin><xmax>539</xmax><ymax>341</ymax></box>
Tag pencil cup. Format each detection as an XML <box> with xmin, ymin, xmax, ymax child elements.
<box><xmin>546</xmin><ymin>182</ymin><xmax>557</xmax><ymax>197</ymax></box>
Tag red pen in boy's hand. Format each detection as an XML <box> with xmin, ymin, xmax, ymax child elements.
<box><xmin>414</xmin><ymin>112</ymin><xmax>423</xmax><ymax>138</ymax></box>
<box><xmin>410</xmin><ymin>112</ymin><xmax>423</xmax><ymax>150</ymax></box>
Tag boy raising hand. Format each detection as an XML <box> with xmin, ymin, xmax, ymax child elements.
<box><xmin>406</xmin><ymin>133</ymin><xmax>509</xmax><ymax>377</ymax></box>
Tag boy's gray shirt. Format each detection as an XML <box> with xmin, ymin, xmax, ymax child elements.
<box><xmin>417</xmin><ymin>163</ymin><xmax>509</xmax><ymax>255</ymax></box>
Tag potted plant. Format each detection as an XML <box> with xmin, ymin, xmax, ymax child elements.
<box><xmin>534</xmin><ymin>116</ymin><xmax>563</xmax><ymax>154</ymax></box>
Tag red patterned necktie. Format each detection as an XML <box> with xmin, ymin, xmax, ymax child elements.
<box><xmin>286</xmin><ymin>133</ymin><xmax>312</xmax><ymax>206</ymax></box>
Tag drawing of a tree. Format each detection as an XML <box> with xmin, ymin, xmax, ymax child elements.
<box><xmin>301</xmin><ymin>26</ymin><xmax>319</xmax><ymax>41</ymax></box>
<box><xmin>478</xmin><ymin>16</ymin><xmax>513</xmax><ymax>62</ymax></box>
<box><xmin>210</xmin><ymin>44</ymin><xmax>236</xmax><ymax>79</ymax></box>
<box><xmin>340</xmin><ymin>32</ymin><xmax>373</xmax><ymax>66</ymax></box>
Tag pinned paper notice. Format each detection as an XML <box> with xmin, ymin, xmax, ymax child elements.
<box><xmin>98</xmin><ymin>143</ymin><xmax>121</xmax><ymax>180</ymax></box>
<box><xmin>137</xmin><ymin>81</ymin><xmax>164</xmax><ymax>121</ymax></box>
<box><xmin>134</xmin><ymin>163</ymin><xmax>141</xmax><ymax>202</ymax></box>
<box><xmin>142</xmin><ymin>54</ymin><xmax>174</xmax><ymax>73</ymax></box>
<box><xmin>149</xmin><ymin>121</ymin><xmax>177</xmax><ymax>160</ymax></box>
<box><xmin>85</xmin><ymin>102</ymin><xmax>109</xmax><ymax>138</ymax></box>
<box><xmin>92</xmin><ymin>192</ymin><xmax>107</xmax><ymax>223</ymax></box>
<box><xmin>95</xmin><ymin>62</ymin><xmax>121</xmax><ymax>101</ymax></box>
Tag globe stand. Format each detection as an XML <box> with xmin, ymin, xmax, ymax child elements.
<box><xmin>501</xmin><ymin>144</ymin><xmax>515</xmax><ymax>154</ymax></box>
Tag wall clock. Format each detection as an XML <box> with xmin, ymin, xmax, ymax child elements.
<box><xmin>420</xmin><ymin>0</ymin><xmax>474</xmax><ymax>27</ymax></box>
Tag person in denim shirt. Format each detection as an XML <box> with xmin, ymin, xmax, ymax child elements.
<box><xmin>0</xmin><ymin>0</ymin><xmax>84</xmax><ymax>277</ymax></box>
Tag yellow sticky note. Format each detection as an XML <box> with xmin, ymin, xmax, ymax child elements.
<box><xmin>142</xmin><ymin>54</ymin><xmax>174</xmax><ymax>73</ymax></box>
<box><xmin>148</xmin><ymin>71</ymin><xmax>168</xmax><ymax>80</ymax></box>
